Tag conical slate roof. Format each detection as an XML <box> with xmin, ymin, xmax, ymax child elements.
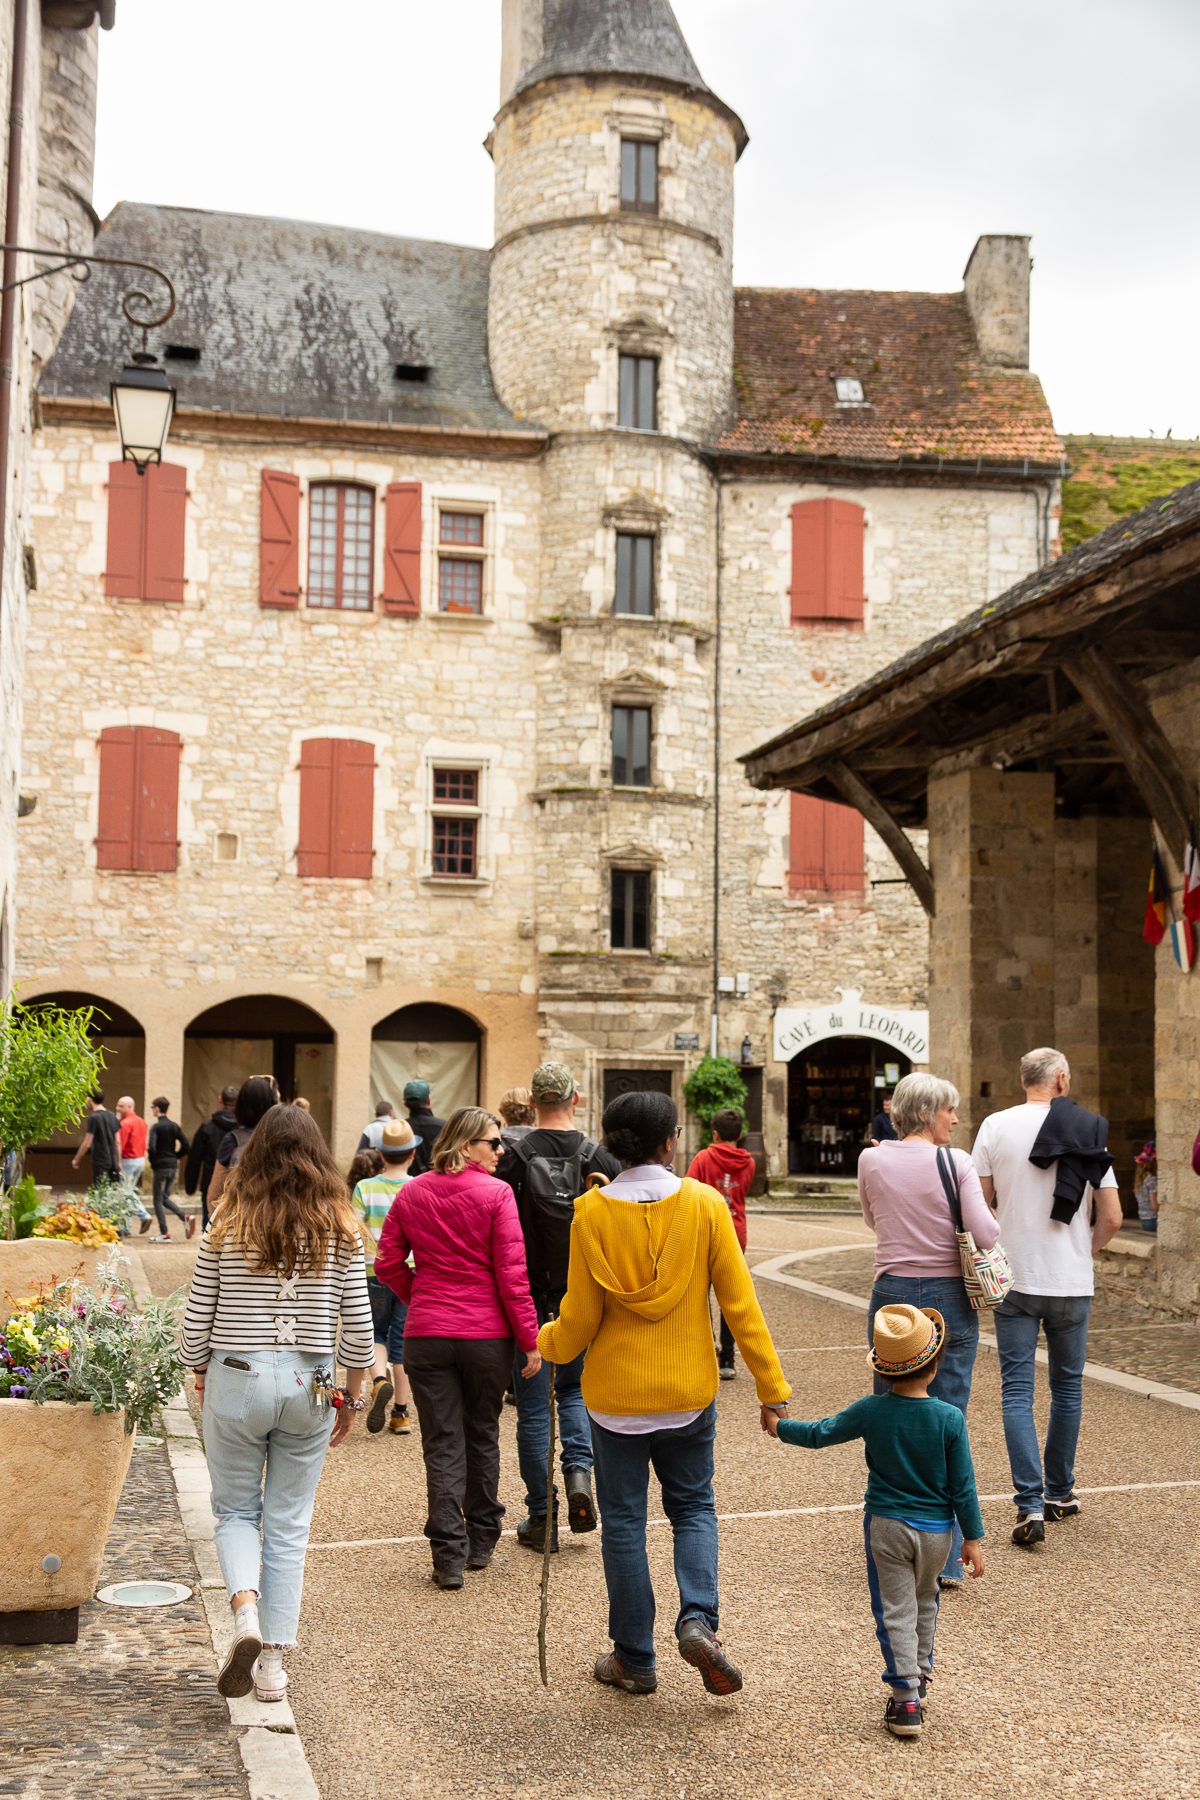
<box><xmin>515</xmin><ymin>0</ymin><xmax>707</xmax><ymax>99</ymax></box>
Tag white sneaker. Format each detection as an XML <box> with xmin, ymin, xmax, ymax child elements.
<box><xmin>253</xmin><ymin>1647</ymin><xmax>288</xmax><ymax>1702</ymax></box>
<box><xmin>217</xmin><ymin>1600</ymin><xmax>263</xmax><ymax>1697</ymax></box>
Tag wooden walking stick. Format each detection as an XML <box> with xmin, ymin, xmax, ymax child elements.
<box><xmin>538</xmin><ymin>1361</ymin><xmax>556</xmax><ymax>1687</ymax></box>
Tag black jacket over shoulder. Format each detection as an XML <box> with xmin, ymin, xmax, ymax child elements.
<box><xmin>185</xmin><ymin>1108</ymin><xmax>236</xmax><ymax>1195</ymax></box>
<box><xmin>1029</xmin><ymin>1096</ymin><xmax>1114</xmax><ymax>1224</ymax></box>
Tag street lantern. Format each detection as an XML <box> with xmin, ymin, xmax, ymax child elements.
<box><xmin>110</xmin><ymin>352</ymin><xmax>175</xmax><ymax>474</ymax></box>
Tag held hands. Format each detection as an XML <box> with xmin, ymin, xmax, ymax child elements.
<box><xmin>521</xmin><ymin>1349</ymin><xmax>543</xmax><ymax>1379</ymax></box>
<box><xmin>961</xmin><ymin>1539</ymin><xmax>985</xmax><ymax>1579</ymax></box>
<box><xmin>760</xmin><ymin>1403</ymin><xmax>788</xmax><ymax>1436</ymax></box>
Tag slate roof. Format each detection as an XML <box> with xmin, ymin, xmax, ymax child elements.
<box><xmin>41</xmin><ymin>202</ymin><xmax>537</xmax><ymax>436</ymax></box>
<box><xmin>721</xmin><ymin>287</ymin><xmax>1063</xmax><ymax>467</ymax></box>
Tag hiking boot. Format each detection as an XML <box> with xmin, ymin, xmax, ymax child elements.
<box><xmin>1012</xmin><ymin>1511</ymin><xmax>1045</xmax><ymax>1547</ymax></box>
<box><xmin>677</xmin><ymin>1619</ymin><xmax>743</xmax><ymax>1695</ymax></box>
<box><xmin>884</xmin><ymin>1695</ymin><xmax>923</xmax><ymax>1738</ymax></box>
<box><xmin>593</xmin><ymin>1652</ymin><xmax>657</xmax><ymax>1695</ymax></box>
<box><xmin>1045</xmin><ymin>1494</ymin><xmax>1081</xmax><ymax>1522</ymax></box>
<box><xmin>466</xmin><ymin>1543</ymin><xmax>494</xmax><ymax>1571</ymax></box>
<box><xmin>387</xmin><ymin>1405</ymin><xmax>411</xmax><ymax>1435</ymax></box>
<box><xmin>718</xmin><ymin>1354</ymin><xmax>736</xmax><ymax>1381</ymax></box>
<box><xmin>517</xmin><ymin>1512</ymin><xmax>559</xmax><ymax>1554</ymax></box>
<box><xmin>565</xmin><ymin>1467</ymin><xmax>598</xmax><ymax>1533</ymax></box>
<box><xmin>432</xmin><ymin>1566</ymin><xmax>464</xmax><ymax>1590</ymax></box>
<box><xmin>217</xmin><ymin>1600</ymin><xmax>263</xmax><ymax>1698</ymax></box>
<box><xmin>366</xmin><ymin>1376</ymin><xmax>393</xmax><ymax>1434</ymax></box>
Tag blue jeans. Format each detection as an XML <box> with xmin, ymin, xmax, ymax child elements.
<box><xmin>367</xmin><ymin>1274</ymin><xmax>408</xmax><ymax>1364</ymax></box>
<box><xmin>868</xmin><ymin>1274</ymin><xmax>980</xmax><ymax>1582</ymax></box>
<box><xmin>590</xmin><ymin>1402</ymin><xmax>719</xmax><ymax>1674</ymax></box>
<box><xmin>514</xmin><ymin>1295</ymin><xmax>591</xmax><ymax>1514</ymax></box>
<box><xmin>993</xmin><ymin>1289</ymin><xmax>1091</xmax><ymax>1512</ymax></box>
<box><xmin>120</xmin><ymin>1156</ymin><xmax>151</xmax><ymax>1220</ymax></box>
<box><xmin>203</xmin><ymin>1348</ymin><xmax>335</xmax><ymax>1645</ymax></box>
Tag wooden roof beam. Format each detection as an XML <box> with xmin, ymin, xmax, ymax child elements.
<box><xmin>827</xmin><ymin>760</ymin><xmax>936</xmax><ymax>919</ymax></box>
<box><xmin>1065</xmin><ymin>645</ymin><xmax>1195</xmax><ymax>865</ymax></box>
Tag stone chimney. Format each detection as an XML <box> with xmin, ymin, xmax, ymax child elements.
<box><xmin>963</xmin><ymin>235</ymin><xmax>1031</xmax><ymax>368</ymax></box>
<box><xmin>500</xmin><ymin>0</ymin><xmax>544</xmax><ymax>100</ymax></box>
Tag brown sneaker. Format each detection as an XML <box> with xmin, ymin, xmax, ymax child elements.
<box><xmin>366</xmin><ymin>1377</ymin><xmax>393</xmax><ymax>1434</ymax></box>
<box><xmin>387</xmin><ymin>1405</ymin><xmax>411</xmax><ymax>1435</ymax></box>
<box><xmin>593</xmin><ymin>1652</ymin><xmax>657</xmax><ymax>1694</ymax></box>
<box><xmin>677</xmin><ymin>1619</ymin><xmax>743</xmax><ymax>1695</ymax></box>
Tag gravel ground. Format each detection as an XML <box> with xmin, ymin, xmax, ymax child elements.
<box><xmin>288</xmin><ymin>1238</ymin><xmax>1200</xmax><ymax>1799</ymax></box>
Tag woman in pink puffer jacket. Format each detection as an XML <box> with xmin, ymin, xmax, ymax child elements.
<box><xmin>375</xmin><ymin>1106</ymin><xmax>540</xmax><ymax>1588</ymax></box>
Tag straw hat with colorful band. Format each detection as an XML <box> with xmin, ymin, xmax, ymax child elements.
<box><xmin>869</xmin><ymin>1303</ymin><xmax>945</xmax><ymax>1376</ymax></box>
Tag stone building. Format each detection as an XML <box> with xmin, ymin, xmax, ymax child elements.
<box><xmin>17</xmin><ymin>0</ymin><xmax>1066</xmax><ymax>1175</ymax></box>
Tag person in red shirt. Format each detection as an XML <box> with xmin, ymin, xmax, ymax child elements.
<box><xmin>116</xmin><ymin>1095</ymin><xmax>152</xmax><ymax>1224</ymax></box>
<box><xmin>687</xmin><ymin>1108</ymin><xmax>757</xmax><ymax>1380</ymax></box>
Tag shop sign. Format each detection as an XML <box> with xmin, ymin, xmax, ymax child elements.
<box><xmin>773</xmin><ymin>986</ymin><xmax>929</xmax><ymax>1063</ymax></box>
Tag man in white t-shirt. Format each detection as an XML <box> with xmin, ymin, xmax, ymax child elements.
<box><xmin>972</xmin><ymin>1047</ymin><xmax>1122</xmax><ymax>1549</ymax></box>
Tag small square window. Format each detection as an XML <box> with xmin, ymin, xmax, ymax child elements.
<box><xmin>615</xmin><ymin>533</ymin><xmax>655</xmax><ymax>616</ymax></box>
<box><xmin>611</xmin><ymin>869</ymin><xmax>650</xmax><ymax>949</ymax></box>
<box><xmin>438</xmin><ymin>557</ymin><xmax>482</xmax><ymax>613</ymax></box>
<box><xmin>618</xmin><ymin>354</ymin><xmax>657</xmax><ymax>431</ymax></box>
<box><xmin>612</xmin><ymin>705</ymin><xmax>652</xmax><ymax>787</ymax></box>
<box><xmin>365</xmin><ymin>956</ymin><xmax>383</xmax><ymax>986</ymax></box>
<box><xmin>440</xmin><ymin>512</ymin><xmax>484</xmax><ymax>546</ymax></box>
<box><xmin>620</xmin><ymin>139</ymin><xmax>658</xmax><ymax>213</ymax></box>
<box><xmin>215</xmin><ymin>832</ymin><xmax>238</xmax><ymax>862</ymax></box>
<box><xmin>432</xmin><ymin>814</ymin><xmax>477</xmax><ymax>877</ymax></box>
<box><xmin>433</xmin><ymin>768</ymin><xmax>478</xmax><ymax>805</ymax></box>
<box><xmin>835</xmin><ymin>377</ymin><xmax>866</xmax><ymax>405</ymax></box>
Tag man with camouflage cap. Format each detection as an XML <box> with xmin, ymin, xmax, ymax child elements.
<box><xmin>496</xmin><ymin>1062</ymin><xmax>619</xmax><ymax>1552</ymax></box>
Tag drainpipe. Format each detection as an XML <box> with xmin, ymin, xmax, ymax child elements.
<box><xmin>0</xmin><ymin>0</ymin><xmax>28</xmax><ymax>605</ymax></box>
<box><xmin>710</xmin><ymin>475</ymin><xmax>723</xmax><ymax>1059</ymax></box>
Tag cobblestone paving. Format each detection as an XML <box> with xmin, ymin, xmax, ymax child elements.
<box><xmin>0</xmin><ymin>1438</ymin><xmax>250</xmax><ymax>1800</ymax></box>
<box><xmin>783</xmin><ymin>1246</ymin><xmax>1200</xmax><ymax>1389</ymax></box>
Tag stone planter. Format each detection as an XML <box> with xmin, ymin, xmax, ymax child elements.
<box><xmin>0</xmin><ymin>1397</ymin><xmax>135</xmax><ymax>1642</ymax></box>
<box><xmin>0</xmin><ymin>1238</ymin><xmax>120</xmax><ymax>1294</ymax></box>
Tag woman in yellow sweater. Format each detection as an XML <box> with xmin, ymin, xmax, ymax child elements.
<box><xmin>539</xmin><ymin>1089</ymin><xmax>791</xmax><ymax>1697</ymax></box>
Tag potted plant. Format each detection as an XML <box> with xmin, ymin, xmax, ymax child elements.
<box><xmin>0</xmin><ymin>1257</ymin><xmax>184</xmax><ymax>1643</ymax></box>
<box><xmin>683</xmin><ymin>1055</ymin><xmax>766</xmax><ymax>1193</ymax></box>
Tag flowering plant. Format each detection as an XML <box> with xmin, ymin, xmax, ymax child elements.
<box><xmin>32</xmin><ymin>1200</ymin><xmax>119</xmax><ymax>1247</ymax></box>
<box><xmin>0</xmin><ymin>1256</ymin><xmax>184</xmax><ymax>1433</ymax></box>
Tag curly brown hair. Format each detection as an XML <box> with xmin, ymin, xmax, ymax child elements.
<box><xmin>209</xmin><ymin>1104</ymin><xmax>362</xmax><ymax>1276</ymax></box>
<box><xmin>346</xmin><ymin>1148</ymin><xmax>384</xmax><ymax>1193</ymax></box>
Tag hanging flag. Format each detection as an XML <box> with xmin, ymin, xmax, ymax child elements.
<box><xmin>1144</xmin><ymin>847</ymin><xmax>1168</xmax><ymax>945</ymax></box>
<box><xmin>1184</xmin><ymin>825</ymin><xmax>1200</xmax><ymax>924</ymax></box>
<box><xmin>1171</xmin><ymin>917</ymin><xmax>1196</xmax><ymax>974</ymax></box>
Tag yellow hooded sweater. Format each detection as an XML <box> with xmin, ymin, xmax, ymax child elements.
<box><xmin>537</xmin><ymin>1177</ymin><xmax>791</xmax><ymax>1415</ymax></box>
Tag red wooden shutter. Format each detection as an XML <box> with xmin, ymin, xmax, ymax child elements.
<box><xmin>331</xmin><ymin>739</ymin><xmax>375</xmax><ymax>877</ymax></box>
<box><xmin>297</xmin><ymin>739</ymin><xmax>334</xmax><ymax>877</ymax></box>
<box><xmin>143</xmin><ymin>464</ymin><xmax>187</xmax><ymax>603</ymax></box>
<box><xmin>134</xmin><ymin>728</ymin><xmax>180</xmax><ymax>870</ymax></box>
<box><xmin>789</xmin><ymin>794</ymin><xmax>864</xmax><ymax>890</ymax></box>
<box><xmin>261</xmin><ymin>469</ymin><xmax>301</xmax><ymax>608</ymax></box>
<box><xmin>96</xmin><ymin>727</ymin><xmax>137</xmax><ymax>868</ymax></box>
<box><xmin>790</xmin><ymin>498</ymin><xmax>864</xmax><ymax>621</ymax></box>
<box><xmin>105</xmin><ymin>463</ymin><xmax>146</xmax><ymax>599</ymax></box>
<box><xmin>823</xmin><ymin>799</ymin><xmax>864</xmax><ymax>890</ymax></box>
<box><xmin>382</xmin><ymin>481</ymin><xmax>421</xmax><ymax>615</ymax></box>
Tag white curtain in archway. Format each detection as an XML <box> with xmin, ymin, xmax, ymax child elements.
<box><xmin>369</xmin><ymin>1041</ymin><xmax>478</xmax><ymax>1123</ymax></box>
<box><xmin>182</xmin><ymin>1039</ymin><xmax>272</xmax><ymax>1139</ymax></box>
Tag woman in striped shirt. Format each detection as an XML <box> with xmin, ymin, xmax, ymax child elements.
<box><xmin>181</xmin><ymin>1104</ymin><xmax>374</xmax><ymax>1702</ymax></box>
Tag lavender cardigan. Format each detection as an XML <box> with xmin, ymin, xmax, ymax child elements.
<box><xmin>858</xmin><ymin>1140</ymin><xmax>1000</xmax><ymax>1279</ymax></box>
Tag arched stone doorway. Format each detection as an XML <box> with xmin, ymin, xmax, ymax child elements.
<box><xmin>787</xmin><ymin>1035</ymin><xmax>913</xmax><ymax>1176</ymax></box>
<box><xmin>23</xmin><ymin>991</ymin><xmax>145</xmax><ymax>1192</ymax></box>
<box><xmin>184</xmin><ymin>995</ymin><xmax>334</xmax><ymax>1143</ymax></box>
<box><xmin>371</xmin><ymin>1004</ymin><xmax>481</xmax><ymax>1120</ymax></box>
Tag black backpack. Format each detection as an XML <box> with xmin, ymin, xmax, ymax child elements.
<box><xmin>514</xmin><ymin>1134</ymin><xmax>601</xmax><ymax>1294</ymax></box>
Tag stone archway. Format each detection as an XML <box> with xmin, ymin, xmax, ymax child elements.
<box><xmin>371</xmin><ymin>1003</ymin><xmax>481</xmax><ymax>1120</ymax></box>
<box><xmin>786</xmin><ymin>1035</ymin><xmax>914</xmax><ymax>1177</ymax></box>
<box><xmin>23</xmin><ymin>991</ymin><xmax>146</xmax><ymax>1191</ymax></box>
<box><xmin>184</xmin><ymin>995</ymin><xmax>335</xmax><ymax>1143</ymax></box>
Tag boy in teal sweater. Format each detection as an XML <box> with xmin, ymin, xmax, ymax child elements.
<box><xmin>766</xmin><ymin>1302</ymin><xmax>985</xmax><ymax>1738</ymax></box>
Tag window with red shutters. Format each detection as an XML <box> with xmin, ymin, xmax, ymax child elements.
<box><xmin>789</xmin><ymin>793</ymin><xmax>864</xmax><ymax>891</ymax></box>
<box><xmin>383</xmin><ymin>481</ymin><xmax>421</xmax><ymax>615</ymax></box>
<box><xmin>297</xmin><ymin>739</ymin><xmax>375</xmax><ymax>879</ymax></box>
<box><xmin>260</xmin><ymin>469</ymin><xmax>301</xmax><ymax>608</ymax></box>
<box><xmin>790</xmin><ymin>497</ymin><xmax>865</xmax><ymax>622</ymax></box>
<box><xmin>307</xmin><ymin>484</ymin><xmax>374</xmax><ymax>610</ymax></box>
<box><xmin>105</xmin><ymin>462</ymin><xmax>188</xmax><ymax>603</ymax></box>
<box><xmin>96</xmin><ymin>726</ymin><xmax>181</xmax><ymax>871</ymax></box>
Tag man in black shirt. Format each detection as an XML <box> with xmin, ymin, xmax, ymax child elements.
<box><xmin>72</xmin><ymin>1091</ymin><xmax>132</xmax><ymax>1217</ymax></box>
<box><xmin>185</xmin><ymin>1085</ymin><xmax>239</xmax><ymax>1230</ymax></box>
<box><xmin>872</xmin><ymin>1092</ymin><xmax>898</xmax><ymax>1142</ymax></box>
<box><xmin>403</xmin><ymin>1080</ymin><xmax>444</xmax><ymax>1176</ymax></box>
<box><xmin>495</xmin><ymin>1061</ymin><xmax>619</xmax><ymax>1553</ymax></box>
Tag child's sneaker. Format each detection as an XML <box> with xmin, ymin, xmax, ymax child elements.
<box><xmin>388</xmin><ymin>1405</ymin><xmax>411</xmax><ymax>1435</ymax></box>
<box><xmin>1012</xmin><ymin>1511</ymin><xmax>1045</xmax><ymax>1546</ymax></box>
<box><xmin>1045</xmin><ymin>1493</ymin><xmax>1081</xmax><ymax>1522</ymax></box>
<box><xmin>884</xmin><ymin>1694</ymin><xmax>924</xmax><ymax>1738</ymax></box>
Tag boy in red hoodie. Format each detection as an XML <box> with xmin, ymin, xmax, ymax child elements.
<box><xmin>687</xmin><ymin>1108</ymin><xmax>757</xmax><ymax>1379</ymax></box>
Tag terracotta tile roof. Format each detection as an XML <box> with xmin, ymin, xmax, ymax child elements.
<box><xmin>720</xmin><ymin>287</ymin><xmax>1064</xmax><ymax>467</ymax></box>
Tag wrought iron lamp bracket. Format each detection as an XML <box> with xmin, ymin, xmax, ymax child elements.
<box><xmin>0</xmin><ymin>246</ymin><xmax>175</xmax><ymax>347</ymax></box>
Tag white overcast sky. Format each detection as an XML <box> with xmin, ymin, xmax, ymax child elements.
<box><xmin>94</xmin><ymin>0</ymin><xmax>1200</xmax><ymax>440</ymax></box>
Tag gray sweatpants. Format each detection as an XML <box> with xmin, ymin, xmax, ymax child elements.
<box><xmin>863</xmin><ymin>1513</ymin><xmax>951</xmax><ymax>1694</ymax></box>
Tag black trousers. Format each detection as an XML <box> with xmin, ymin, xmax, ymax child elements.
<box><xmin>403</xmin><ymin>1335</ymin><xmax>513</xmax><ymax>1571</ymax></box>
<box><xmin>152</xmin><ymin>1162</ymin><xmax>187</xmax><ymax>1232</ymax></box>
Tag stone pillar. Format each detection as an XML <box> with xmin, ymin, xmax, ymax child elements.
<box><xmin>927</xmin><ymin>768</ymin><xmax>1056</xmax><ymax>1140</ymax></box>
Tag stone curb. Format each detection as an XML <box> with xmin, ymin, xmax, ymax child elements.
<box><xmin>160</xmin><ymin>1391</ymin><xmax>323</xmax><ymax>1800</ymax></box>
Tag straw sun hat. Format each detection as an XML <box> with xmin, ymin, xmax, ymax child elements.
<box><xmin>869</xmin><ymin>1303</ymin><xmax>945</xmax><ymax>1377</ymax></box>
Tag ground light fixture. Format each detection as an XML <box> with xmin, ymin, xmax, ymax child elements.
<box><xmin>96</xmin><ymin>1580</ymin><xmax>193</xmax><ymax>1607</ymax></box>
<box><xmin>110</xmin><ymin>352</ymin><xmax>176</xmax><ymax>472</ymax></box>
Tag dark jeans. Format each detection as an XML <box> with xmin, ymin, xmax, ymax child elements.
<box><xmin>403</xmin><ymin>1336</ymin><xmax>513</xmax><ymax>1572</ymax></box>
<box><xmin>152</xmin><ymin>1162</ymin><xmax>187</xmax><ymax>1232</ymax></box>
<box><xmin>993</xmin><ymin>1289</ymin><xmax>1091</xmax><ymax>1512</ymax></box>
<box><xmin>590</xmin><ymin>1402</ymin><xmax>719</xmax><ymax>1675</ymax></box>
<box><xmin>366</xmin><ymin>1274</ymin><xmax>408</xmax><ymax>1364</ymax></box>
<box><xmin>514</xmin><ymin>1293</ymin><xmax>591</xmax><ymax>1514</ymax></box>
<box><xmin>868</xmin><ymin>1273</ymin><xmax>980</xmax><ymax>1582</ymax></box>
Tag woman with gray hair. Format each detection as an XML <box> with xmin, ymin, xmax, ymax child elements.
<box><xmin>858</xmin><ymin>1071</ymin><xmax>1001</xmax><ymax>1586</ymax></box>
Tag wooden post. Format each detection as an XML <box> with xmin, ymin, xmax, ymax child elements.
<box><xmin>827</xmin><ymin>760</ymin><xmax>936</xmax><ymax>919</ymax></box>
<box><xmin>1065</xmin><ymin>646</ymin><xmax>1194</xmax><ymax>866</ymax></box>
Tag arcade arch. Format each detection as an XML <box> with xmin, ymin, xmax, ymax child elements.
<box><xmin>183</xmin><ymin>995</ymin><xmax>334</xmax><ymax>1142</ymax></box>
<box><xmin>786</xmin><ymin>1034</ymin><xmax>914</xmax><ymax>1176</ymax></box>
<box><xmin>23</xmin><ymin>990</ymin><xmax>145</xmax><ymax>1191</ymax></box>
<box><xmin>371</xmin><ymin>1003</ymin><xmax>482</xmax><ymax>1120</ymax></box>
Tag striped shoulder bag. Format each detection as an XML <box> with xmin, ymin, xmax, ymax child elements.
<box><xmin>935</xmin><ymin>1146</ymin><xmax>1013</xmax><ymax>1312</ymax></box>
